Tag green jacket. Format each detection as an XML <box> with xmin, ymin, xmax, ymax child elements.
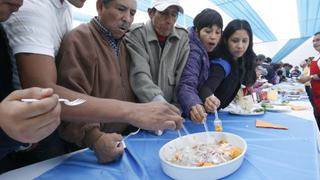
<box><xmin>125</xmin><ymin>20</ymin><xmax>189</xmax><ymax>104</ymax></box>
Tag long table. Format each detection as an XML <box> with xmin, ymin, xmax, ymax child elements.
<box><xmin>2</xmin><ymin>102</ymin><xmax>319</xmax><ymax>180</ymax></box>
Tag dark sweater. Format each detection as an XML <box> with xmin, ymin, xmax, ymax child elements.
<box><xmin>0</xmin><ymin>130</ymin><xmax>23</xmax><ymax>160</ymax></box>
<box><xmin>0</xmin><ymin>24</ymin><xmax>13</xmax><ymax>100</ymax></box>
<box><xmin>199</xmin><ymin>59</ymin><xmax>243</xmax><ymax>109</ymax></box>
<box><xmin>0</xmin><ymin>24</ymin><xmax>23</xmax><ymax>159</ymax></box>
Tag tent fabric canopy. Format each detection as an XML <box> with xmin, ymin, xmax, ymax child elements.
<box><xmin>298</xmin><ymin>0</ymin><xmax>320</xmax><ymax>37</ymax></box>
<box><xmin>272</xmin><ymin>37</ymin><xmax>309</xmax><ymax>62</ymax></box>
<box><xmin>72</xmin><ymin>0</ymin><xmax>320</xmax><ymax>65</ymax></box>
<box><xmin>210</xmin><ymin>0</ymin><xmax>277</xmax><ymax>42</ymax></box>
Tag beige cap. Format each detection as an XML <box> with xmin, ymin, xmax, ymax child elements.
<box><xmin>150</xmin><ymin>0</ymin><xmax>184</xmax><ymax>13</ymax></box>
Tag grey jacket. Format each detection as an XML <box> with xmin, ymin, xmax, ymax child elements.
<box><xmin>125</xmin><ymin>20</ymin><xmax>189</xmax><ymax>104</ymax></box>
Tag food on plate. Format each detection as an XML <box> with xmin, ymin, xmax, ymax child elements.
<box><xmin>267</xmin><ymin>89</ymin><xmax>278</xmax><ymax>101</ymax></box>
<box><xmin>215</xmin><ymin>124</ymin><xmax>223</xmax><ymax>132</ymax></box>
<box><xmin>230</xmin><ymin>96</ymin><xmax>264</xmax><ymax>114</ymax></box>
<box><xmin>226</xmin><ymin>147</ymin><xmax>242</xmax><ymax>159</ymax></box>
<box><xmin>261</xmin><ymin>100</ymin><xmax>289</xmax><ymax>108</ymax></box>
<box><xmin>159</xmin><ymin>132</ymin><xmax>247</xmax><ymax>180</ymax></box>
<box><xmin>237</xmin><ymin>95</ymin><xmax>254</xmax><ymax>111</ymax></box>
<box><xmin>288</xmin><ymin>88</ymin><xmax>305</xmax><ymax>95</ymax></box>
<box><xmin>289</xmin><ymin>91</ymin><xmax>299</xmax><ymax>95</ymax></box>
<box><xmin>231</xmin><ymin>94</ymin><xmax>264</xmax><ymax>115</ymax></box>
<box><xmin>167</xmin><ymin>140</ymin><xmax>243</xmax><ymax>167</ymax></box>
<box><xmin>253</xmin><ymin>108</ymin><xmax>265</xmax><ymax>113</ymax></box>
<box><xmin>229</xmin><ymin>103</ymin><xmax>265</xmax><ymax>115</ymax></box>
<box><xmin>229</xmin><ymin>107</ymin><xmax>264</xmax><ymax>115</ymax></box>
<box><xmin>276</xmin><ymin>87</ymin><xmax>305</xmax><ymax>96</ymax></box>
<box><xmin>197</xmin><ymin>162</ymin><xmax>214</xmax><ymax>167</ymax></box>
<box><xmin>287</xmin><ymin>95</ymin><xmax>300</xmax><ymax>99</ymax></box>
<box><xmin>261</xmin><ymin>103</ymin><xmax>274</xmax><ymax>109</ymax></box>
<box><xmin>281</xmin><ymin>100</ymin><xmax>290</xmax><ymax>105</ymax></box>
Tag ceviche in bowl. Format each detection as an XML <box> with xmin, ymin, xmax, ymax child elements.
<box><xmin>159</xmin><ymin>132</ymin><xmax>247</xmax><ymax>180</ymax></box>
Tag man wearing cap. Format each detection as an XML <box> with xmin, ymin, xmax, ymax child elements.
<box><xmin>3</xmin><ymin>0</ymin><xmax>183</xmax><ymax>165</ymax></box>
<box><xmin>125</xmin><ymin>0</ymin><xmax>189</xmax><ymax>113</ymax></box>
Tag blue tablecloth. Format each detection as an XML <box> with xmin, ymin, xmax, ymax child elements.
<box><xmin>37</xmin><ymin>112</ymin><xmax>320</xmax><ymax>180</ymax></box>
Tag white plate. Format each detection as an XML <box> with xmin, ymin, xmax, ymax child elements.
<box><xmin>265</xmin><ymin>105</ymin><xmax>291</xmax><ymax>112</ymax></box>
<box><xmin>287</xmin><ymin>95</ymin><xmax>300</xmax><ymax>98</ymax></box>
<box><xmin>229</xmin><ymin>110</ymin><xmax>264</xmax><ymax>116</ymax></box>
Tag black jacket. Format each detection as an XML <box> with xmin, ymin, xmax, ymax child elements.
<box><xmin>199</xmin><ymin>59</ymin><xmax>243</xmax><ymax>109</ymax></box>
<box><xmin>0</xmin><ymin>24</ymin><xmax>14</xmax><ymax>100</ymax></box>
<box><xmin>0</xmin><ymin>130</ymin><xmax>24</xmax><ymax>159</ymax></box>
<box><xmin>0</xmin><ymin>24</ymin><xmax>23</xmax><ymax>159</ymax></box>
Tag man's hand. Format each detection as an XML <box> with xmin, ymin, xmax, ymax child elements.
<box><xmin>190</xmin><ymin>104</ymin><xmax>207</xmax><ymax>123</ymax></box>
<box><xmin>0</xmin><ymin>87</ymin><xmax>61</xmax><ymax>143</ymax></box>
<box><xmin>204</xmin><ymin>95</ymin><xmax>220</xmax><ymax>112</ymax></box>
<box><xmin>92</xmin><ymin>133</ymin><xmax>124</xmax><ymax>163</ymax></box>
<box><xmin>129</xmin><ymin>101</ymin><xmax>183</xmax><ymax>132</ymax></box>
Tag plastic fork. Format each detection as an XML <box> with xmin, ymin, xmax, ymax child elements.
<box><xmin>214</xmin><ymin>110</ymin><xmax>223</xmax><ymax>132</ymax></box>
<box><xmin>202</xmin><ymin>117</ymin><xmax>211</xmax><ymax>144</ymax></box>
<box><xmin>213</xmin><ymin>110</ymin><xmax>226</xmax><ymax>145</ymax></box>
<box><xmin>177</xmin><ymin>119</ymin><xmax>190</xmax><ymax>136</ymax></box>
<box><xmin>207</xmin><ymin>94</ymin><xmax>223</xmax><ymax>132</ymax></box>
<box><xmin>122</xmin><ymin>128</ymin><xmax>141</xmax><ymax>141</ymax></box>
<box><xmin>21</xmin><ymin>98</ymin><xmax>86</xmax><ymax>106</ymax></box>
<box><xmin>118</xmin><ymin>128</ymin><xmax>141</xmax><ymax>148</ymax></box>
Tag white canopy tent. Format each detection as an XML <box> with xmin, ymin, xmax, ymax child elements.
<box><xmin>72</xmin><ymin>0</ymin><xmax>320</xmax><ymax>66</ymax></box>
<box><xmin>254</xmin><ymin>37</ymin><xmax>318</xmax><ymax>65</ymax></box>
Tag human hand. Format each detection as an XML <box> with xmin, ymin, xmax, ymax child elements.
<box><xmin>190</xmin><ymin>104</ymin><xmax>207</xmax><ymax>123</ymax></box>
<box><xmin>129</xmin><ymin>101</ymin><xmax>183</xmax><ymax>132</ymax></box>
<box><xmin>311</xmin><ymin>74</ymin><xmax>319</xmax><ymax>80</ymax></box>
<box><xmin>92</xmin><ymin>133</ymin><xmax>124</xmax><ymax>163</ymax></box>
<box><xmin>260</xmin><ymin>82</ymin><xmax>272</xmax><ymax>89</ymax></box>
<box><xmin>297</xmin><ymin>75</ymin><xmax>312</xmax><ymax>83</ymax></box>
<box><xmin>0</xmin><ymin>87</ymin><xmax>61</xmax><ymax>143</ymax></box>
<box><xmin>204</xmin><ymin>95</ymin><xmax>220</xmax><ymax>112</ymax></box>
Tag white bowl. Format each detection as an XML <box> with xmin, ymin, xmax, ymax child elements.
<box><xmin>159</xmin><ymin>132</ymin><xmax>247</xmax><ymax>180</ymax></box>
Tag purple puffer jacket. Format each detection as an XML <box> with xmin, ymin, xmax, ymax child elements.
<box><xmin>177</xmin><ymin>27</ymin><xmax>210</xmax><ymax>117</ymax></box>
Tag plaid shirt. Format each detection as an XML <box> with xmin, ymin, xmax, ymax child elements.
<box><xmin>92</xmin><ymin>17</ymin><xmax>120</xmax><ymax>56</ymax></box>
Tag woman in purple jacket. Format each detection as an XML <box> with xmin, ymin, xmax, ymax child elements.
<box><xmin>177</xmin><ymin>9</ymin><xmax>223</xmax><ymax>123</ymax></box>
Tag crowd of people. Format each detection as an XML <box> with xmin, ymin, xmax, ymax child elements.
<box><xmin>0</xmin><ymin>0</ymin><xmax>319</xmax><ymax>173</ymax></box>
<box><xmin>255</xmin><ymin>54</ymin><xmax>305</xmax><ymax>85</ymax></box>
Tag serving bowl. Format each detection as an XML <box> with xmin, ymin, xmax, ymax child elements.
<box><xmin>159</xmin><ymin>132</ymin><xmax>247</xmax><ymax>180</ymax></box>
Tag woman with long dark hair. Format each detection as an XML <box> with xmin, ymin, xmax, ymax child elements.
<box><xmin>199</xmin><ymin>19</ymin><xmax>257</xmax><ymax>112</ymax></box>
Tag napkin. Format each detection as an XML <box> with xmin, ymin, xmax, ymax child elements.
<box><xmin>290</xmin><ymin>105</ymin><xmax>308</xmax><ymax>111</ymax></box>
<box><xmin>256</xmin><ymin>119</ymin><xmax>288</xmax><ymax>130</ymax></box>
